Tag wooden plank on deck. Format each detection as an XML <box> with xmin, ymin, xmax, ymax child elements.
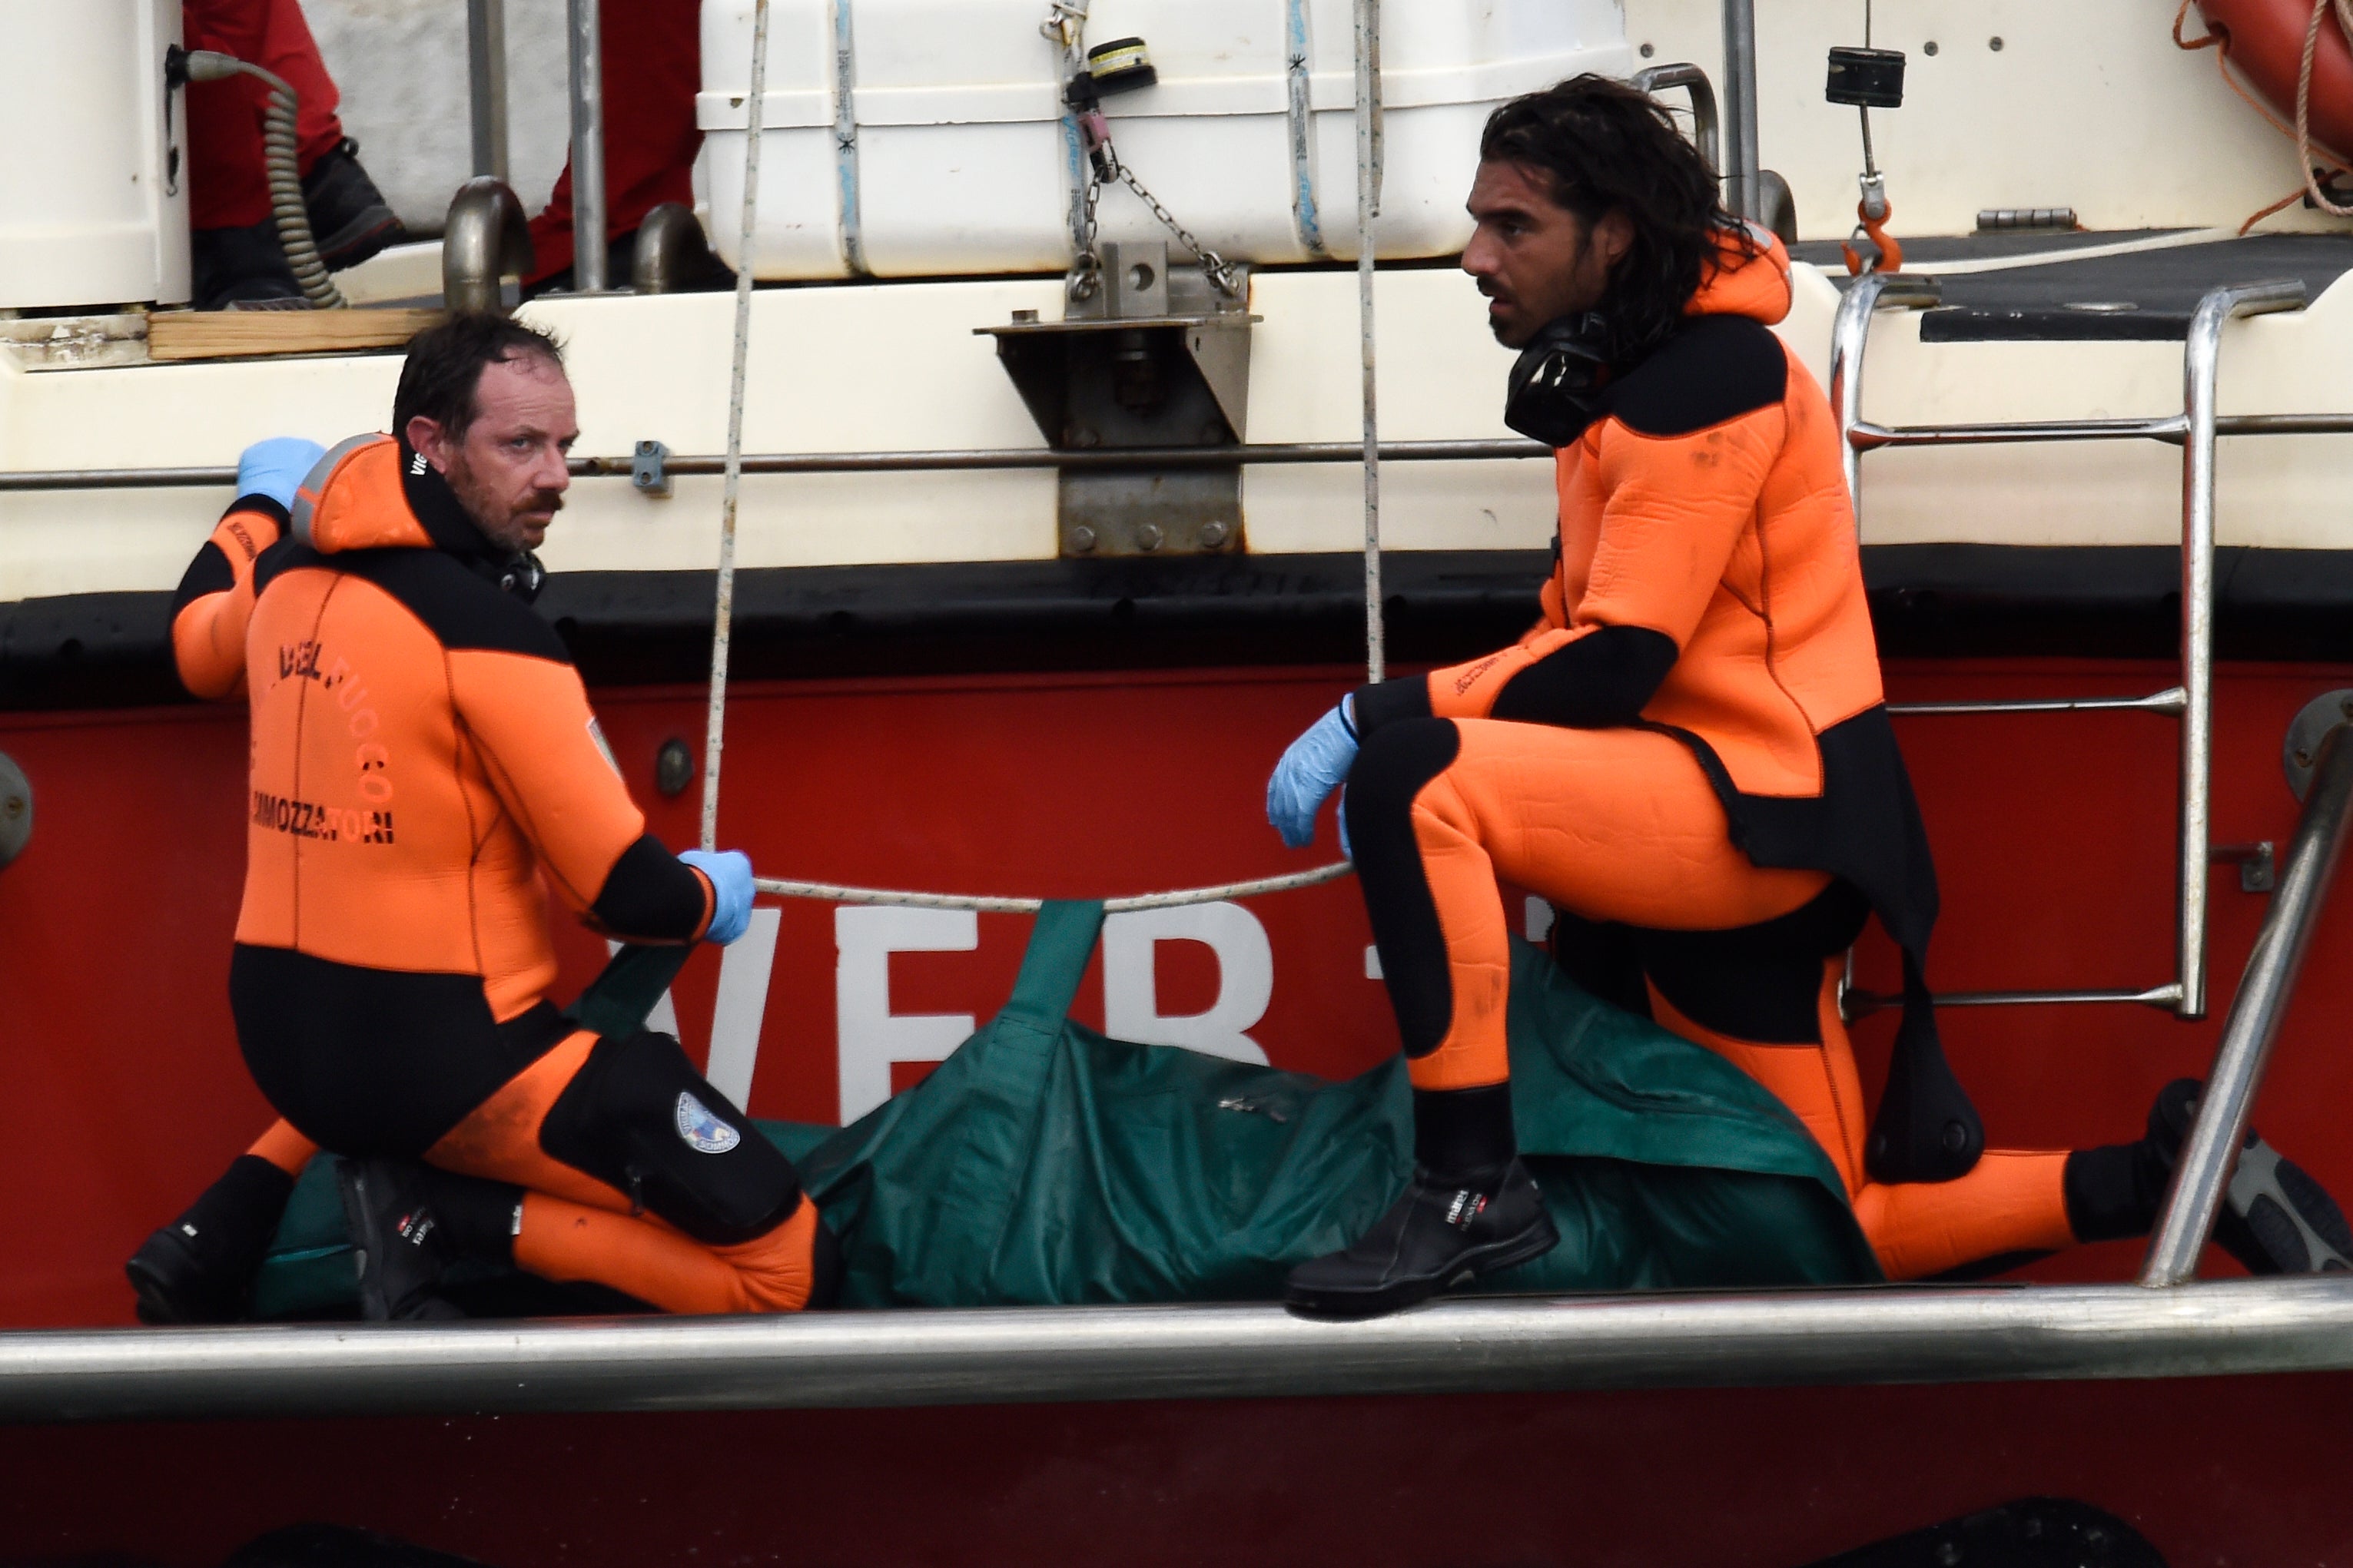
<box><xmin>148</xmin><ymin>308</ymin><xmax>446</xmax><ymax>363</ymax></box>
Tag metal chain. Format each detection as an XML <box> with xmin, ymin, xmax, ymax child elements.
<box><xmin>1070</xmin><ymin>174</ymin><xmax>1104</xmax><ymax>301</ymax></box>
<box><xmin>1110</xmin><ymin>158</ymin><xmax>1242</xmax><ymax>296</ymax></box>
<box><xmin>1068</xmin><ymin>152</ymin><xmax>1241</xmax><ymax>300</ymax></box>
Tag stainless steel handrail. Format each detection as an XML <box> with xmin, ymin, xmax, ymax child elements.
<box><xmin>1631</xmin><ymin>62</ymin><xmax>1721</xmax><ymax>174</ymax></box>
<box><xmin>0</xmin><ymin>439</ymin><xmax>1554</xmax><ymax>492</ymax></box>
<box><xmin>1835</xmin><ymin>277</ymin><xmax>2311</xmax><ymax>1019</ymax></box>
<box><xmin>466</xmin><ymin>0</ymin><xmax>509</xmax><ymax>185</ymax></box>
<box><xmin>5</xmin><ymin>1276</ymin><xmax>2352</xmax><ymax>1424</ymax></box>
<box><xmin>1717</xmin><ymin>0</ymin><xmax>1760</xmax><ymax>221</ymax></box>
<box><xmin>1886</xmin><ymin>688</ymin><xmax>2187</xmax><ymax>719</ymax></box>
<box><xmin>564</xmin><ymin>0</ymin><xmax>607</xmax><ymax>293</ymax></box>
<box><xmin>2141</xmin><ymin>712</ymin><xmax>2353</xmax><ymax>1285</ymax></box>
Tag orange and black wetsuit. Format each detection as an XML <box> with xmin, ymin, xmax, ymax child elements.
<box><xmin>168</xmin><ymin>496</ymin><xmax>325</xmax><ymax>1210</ymax></box>
<box><xmin>230</xmin><ymin>435</ymin><xmax>822</xmax><ymax>1313</ymax></box>
<box><xmin>1343</xmin><ymin>234</ymin><xmax>2083</xmax><ymax>1281</ymax></box>
<box><xmin>172</xmin><ymin>492</ymin><xmax>289</xmax><ymax>701</ymax></box>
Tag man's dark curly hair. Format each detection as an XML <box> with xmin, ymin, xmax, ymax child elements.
<box><xmin>1479</xmin><ymin>74</ymin><xmax>1754</xmax><ymax>363</ymax></box>
<box><xmin>393</xmin><ymin>312</ymin><xmax>566</xmax><ymax>442</ymax></box>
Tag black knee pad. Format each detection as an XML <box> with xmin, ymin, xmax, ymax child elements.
<box><xmin>1634</xmin><ymin>880</ymin><xmax>1871</xmax><ymax>1044</ymax></box>
<box><xmin>539</xmin><ymin>1030</ymin><xmax>802</xmax><ymax>1246</ymax></box>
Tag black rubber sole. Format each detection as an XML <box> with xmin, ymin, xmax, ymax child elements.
<box><xmin>2219</xmin><ymin>1140</ymin><xmax>2353</xmax><ymax>1275</ymax></box>
<box><xmin>124</xmin><ymin>1228</ymin><xmax>217</xmax><ymax>1325</ymax></box>
<box><xmin>1283</xmin><ymin>1213</ymin><xmax>1562</xmax><ymax>1321</ymax></box>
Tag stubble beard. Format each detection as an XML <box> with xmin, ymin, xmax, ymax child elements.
<box><xmin>445</xmin><ymin>450</ymin><xmax>559</xmax><ymax>555</ymax></box>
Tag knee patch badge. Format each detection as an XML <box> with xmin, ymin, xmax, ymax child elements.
<box><xmin>539</xmin><ymin>1029</ymin><xmax>802</xmax><ymax>1245</ymax></box>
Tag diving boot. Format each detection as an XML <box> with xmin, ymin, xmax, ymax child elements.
<box><xmin>301</xmin><ymin>138</ymin><xmax>407</xmax><ymax>272</ymax></box>
<box><xmin>124</xmin><ymin>1153</ymin><xmax>297</xmax><ymax>1324</ymax></box>
<box><xmin>1284</xmin><ymin>1160</ymin><xmax>1559</xmax><ymax>1321</ymax></box>
<box><xmin>336</xmin><ymin>1157</ymin><xmax>493</xmax><ymax>1321</ymax></box>
<box><xmin>2149</xmin><ymin>1079</ymin><xmax>2353</xmax><ymax>1275</ymax></box>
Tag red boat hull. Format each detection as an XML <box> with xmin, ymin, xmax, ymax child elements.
<box><xmin>4</xmin><ymin>656</ymin><xmax>2351</xmax><ymax>1561</ymax></box>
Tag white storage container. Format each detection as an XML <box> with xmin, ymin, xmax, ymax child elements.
<box><xmin>0</xmin><ymin>0</ymin><xmax>191</xmax><ymax>309</ymax></box>
<box><xmin>698</xmin><ymin>0</ymin><xmax>1628</xmax><ymax>280</ymax></box>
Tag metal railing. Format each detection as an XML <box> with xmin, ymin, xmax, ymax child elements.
<box><xmin>1631</xmin><ymin>62</ymin><xmax>1721</xmax><ymax>174</ymax></box>
<box><xmin>4</xmin><ymin>1275</ymin><xmax>2352</xmax><ymax>1424</ymax></box>
<box><xmin>2142</xmin><ymin>700</ymin><xmax>2353</xmax><ymax>1284</ymax></box>
<box><xmin>1833</xmin><ymin>274</ymin><xmax>2315</xmax><ymax>1019</ymax></box>
<box><xmin>0</xmin><ymin>438</ymin><xmax>1551</xmax><ymax>492</ymax></box>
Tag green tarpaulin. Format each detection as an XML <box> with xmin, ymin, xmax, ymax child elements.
<box><xmin>253</xmin><ymin>900</ymin><xmax>1878</xmax><ymax>1318</ymax></box>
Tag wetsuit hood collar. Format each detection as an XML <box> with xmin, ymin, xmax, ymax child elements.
<box><xmin>1684</xmin><ymin>222</ymin><xmax>1791</xmax><ymax>327</ymax></box>
<box><xmin>292</xmin><ymin>433</ymin><xmax>499</xmax><ymax>562</ymax></box>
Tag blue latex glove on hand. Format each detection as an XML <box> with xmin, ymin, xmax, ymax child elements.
<box><xmin>1266</xmin><ymin>698</ymin><xmax>1358</xmax><ymax>850</ymax></box>
<box><xmin>680</xmin><ymin>849</ymin><xmax>755</xmax><ymax>945</ymax></box>
<box><xmin>235</xmin><ymin>436</ymin><xmax>327</xmax><ymax>512</ymax></box>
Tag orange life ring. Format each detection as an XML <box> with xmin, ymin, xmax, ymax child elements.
<box><xmin>2195</xmin><ymin>0</ymin><xmax>2353</xmax><ymax>161</ymax></box>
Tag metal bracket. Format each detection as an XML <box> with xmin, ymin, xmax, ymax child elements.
<box><xmin>632</xmin><ymin>439</ymin><xmax>672</xmax><ymax>499</ymax></box>
<box><xmin>2282</xmin><ymin>689</ymin><xmax>2353</xmax><ymax>801</ymax></box>
<box><xmin>0</xmin><ymin>752</ymin><xmax>30</xmax><ymax>869</ymax></box>
<box><xmin>2212</xmin><ymin>842</ymin><xmax>2277</xmax><ymax>893</ymax></box>
<box><xmin>978</xmin><ymin>241</ymin><xmax>1256</xmax><ymax>558</ymax></box>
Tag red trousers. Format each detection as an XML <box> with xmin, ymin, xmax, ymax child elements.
<box><xmin>182</xmin><ymin>0</ymin><xmax>345</xmax><ymax>230</ymax></box>
<box><xmin>526</xmin><ymin>0</ymin><xmax>703</xmax><ymax>283</ymax></box>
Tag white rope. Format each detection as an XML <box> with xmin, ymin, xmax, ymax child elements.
<box><xmin>700</xmin><ymin>0</ymin><xmax>772</xmax><ymax>851</ymax></box>
<box><xmin>753</xmin><ymin>862</ymin><xmax>1354</xmax><ymax>914</ymax></box>
<box><xmin>1354</xmin><ymin>0</ymin><xmax>1384</xmax><ymax>685</ymax></box>
<box><xmin>2296</xmin><ymin>0</ymin><xmax>2353</xmax><ymax>217</ymax></box>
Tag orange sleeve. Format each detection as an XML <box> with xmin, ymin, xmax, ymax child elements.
<box><xmin>170</xmin><ymin>505</ymin><xmax>284</xmax><ymax>700</ymax></box>
<box><xmin>445</xmin><ymin>649</ymin><xmax>712</xmax><ymax>937</ymax></box>
<box><xmin>1425</xmin><ymin>409</ymin><xmax>1780</xmax><ymax>721</ymax></box>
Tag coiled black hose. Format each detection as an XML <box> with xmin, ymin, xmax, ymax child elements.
<box><xmin>181</xmin><ymin>49</ymin><xmax>345</xmax><ymax>308</ymax></box>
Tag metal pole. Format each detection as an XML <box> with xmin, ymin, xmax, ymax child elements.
<box><xmin>2141</xmin><ymin>718</ymin><xmax>2353</xmax><ymax>1285</ymax></box>
<box><xmin>466</xmin><ymin>0</ymin><xmax>509</xmax><ymax>184</ymax></box>
<box><xmin>1354</xmin><ymin>0</ymin><xmax>1383</xmax><ymax>684</ymax></box>
<box><xmin>1718</xmin><ymin>0</ymin><xmax>1759</xmax><ymax>220</ymax></box>
<box><xmin>2175</xmin><ymin>280</ymin><xmax>2307</xmax><ymax>1020</ymax></box>
<box><xmin>565</xmin><ymin>0</ymin><xmax>607</xmax><ymax>292</ymax></box>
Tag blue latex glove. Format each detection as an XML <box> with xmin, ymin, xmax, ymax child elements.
<box><xmin>1266</xmin><ymin>698</ymin><xmax>1358</xmax><ymax>850</ymax></box>
<box><xmin>235</xmin><ymin>436</ymin><xmax>326</xmax><ymax>512</ymax></box>
<box><xmin>680</xmin><ymin>849</ymin><xmax>755</xmax><ymax>945</ymax></box>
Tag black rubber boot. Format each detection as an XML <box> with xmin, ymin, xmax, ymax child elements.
<box><xmin>301</xmin><ymin>138</ymin><xmax>407</xmax><ymax>271</ymax></box>
<box><xmin>2146</xmin><ymin>1078</ymin><xmax>2353</xmax><ymax>1275</ymax></box>
<box><xmin>190</xmin><ymin>220</ymin><xmax>305</xmax><ymax>310</ymax></box>
<box><xmin>1284</xmin><ymin>1161</ymin><xmax>1559</xmax><ymax>1320</ymax></box>
<box><xmin>1286</xmin><ymin>1082</ymin><xmax>1558</xmax><ymax>1319</ymax></box>
<box><xmin>124</xmin><ymin>1153</ymin><xmax>297</xmax><ymax>1324</ymax></box>
<box><xmin>337</xmin><ymin>1158</ymin><xmax>520</xmax><ymax>1321</ymax></box>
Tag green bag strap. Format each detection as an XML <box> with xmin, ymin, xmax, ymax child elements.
<box><xmin>997</xmin><ymin>900</ymin><xmax>1108</xmax><ymax>1035</ymax></box>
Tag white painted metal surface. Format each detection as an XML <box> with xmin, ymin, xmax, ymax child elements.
<box><xmin>696</xmin><ymin>0</ymin><xmax>1629</xmax><ymax>277</ymax></box>
<box><xmin>8</xmin><ymin>257</ymin><xmax>2353</xmax><ymax>606</ymax></box>
<box><xmin>0</xmin><ymin>0</ymin><xmax>189</xmax><ymax>310</ymax></box>
<box><xmin>1621</xmin><ymin>0</ymin><xmax>2353</xmax><ymax>239</ymax></box>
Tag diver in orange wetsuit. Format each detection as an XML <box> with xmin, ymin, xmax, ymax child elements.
<box><xmin>136</xmin><ymin>316</ymin><xmax>834</xmax><ymax>1322</ymax></box>
<box><xmin>1269</xmin><ymin>76</ymin><xmax>2350</xmax><ymax>1319</ymax></box>
<box><xmin>227</xmin><ymin>314</ymin><xmax>831</xmax><ymax>1320</ymax></box>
